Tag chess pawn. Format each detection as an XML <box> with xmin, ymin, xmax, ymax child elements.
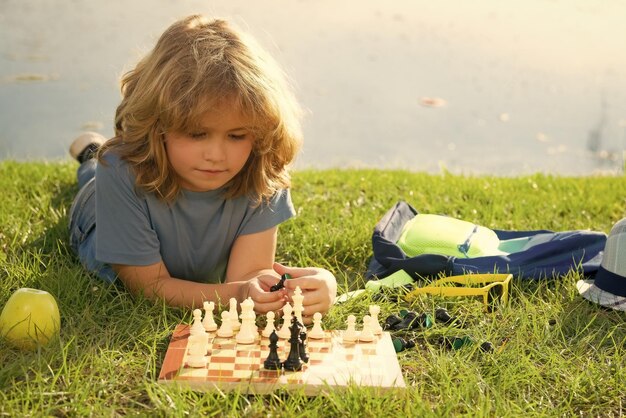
<box><xmin>277</xmin><ymin>303</ymin><xmax>293</xmax><ymax>339</ymax></box>
<box><xmin>202</xmin><ymin>301</ymin><xmax>218</xmax><ymax>332</ymax></box>
<box><xmin>308</xmin><ymin>312</ymin><xmax>325</xmax><ymax>339</ymax></box>
<box><xmin>369</xmin><ymin>305</ymin><xmax>383</xmax><ymax>335</ymax></box>
<box><xmin>190</xmin><ymin>308</ymin><xmax>207</xmax><ymax>338</ymax></box>
<box><xmin>358</xmin><ymin>315</ymin><xmax>375</xmax><ymax>342</ymax></box>
<box><xmin>217</xmin><ymin>311</ymin><xmax>234</xmax><ymax>338</ymax></box>
<box><xmin>342</xmin><ymin>314</ymin><xmax>358</xmax><ymax>343</ymax></box>
<box><xmin>228</xmin><ymin>298</ymin><xmax>241</xmax><ymax>331</ymax></box>
<box><xmin>262</xmin><ymin>311</ymin><xmax>276</xmax><ymax>337</ymax></box>
<box><xmin>186</xmin><ymin>334</ymin><xmax>208</xmax><ymax>368</ymax></box>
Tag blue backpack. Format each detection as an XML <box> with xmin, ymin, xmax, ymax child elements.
<box><xmin>366</xmin><ymin>201</ymin><xmax>607</xmax><ymax>281</ymax></box>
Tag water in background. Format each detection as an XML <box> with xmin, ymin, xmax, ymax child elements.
<box><xmin>1</xmin><ymin>0</ymin><xmax>624</xmax><ymax>175</ymax></box>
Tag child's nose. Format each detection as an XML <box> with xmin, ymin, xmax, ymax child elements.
<box><xmin>202</xmin><ymin>138</ymin><xmax>226</xmax><ymax>161</ymax></box>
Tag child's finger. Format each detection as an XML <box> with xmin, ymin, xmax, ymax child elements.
<box><xmin>273</xmin><ymin>262</ymin><xmax>317</xmax><ymax>277</ymax></box>
<box><xmin>301</xmin><ymin>302</ymin><xmax>328</xmax><ymax>319</ymax></box>
<box><xmin>283</xmin><ymin>276</ymin><xmax>318</xmax><ymax>291</ymax></box>
<box><xmin>254</xmin><ymin>299</ymin><xmax>287</xmax><ymax>314</ymax></box>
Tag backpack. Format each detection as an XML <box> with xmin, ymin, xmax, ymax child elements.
<box><xmin>366</xmin><ymin>201</ymin><xmax>607</xmax><ymax>281</ymax></box>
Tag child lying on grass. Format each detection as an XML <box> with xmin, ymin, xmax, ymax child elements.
<box><xmin>68</xmin><ymin>15</ymin><xmax>336</xmax><ymax>322</ymax></box>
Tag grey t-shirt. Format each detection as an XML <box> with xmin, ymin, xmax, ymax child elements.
<box><xmin>95</xmin><ymin>152</ymin><xmax>295</xmax><ymax>283</ymax></box>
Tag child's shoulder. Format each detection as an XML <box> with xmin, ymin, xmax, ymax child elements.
<box><xmin>99</xmin><ymin>149</ymin><xmax>123</xmax><ymax>166</ymax></box>
<box><xmin>97</xmin><ymin>150</ymin><xmax>135</xmax><ymax>184</ymax></box>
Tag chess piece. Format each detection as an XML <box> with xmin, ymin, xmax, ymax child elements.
<box><xmin>282</xmin><ymin>315</ymin><xmax>304</xmax><ymax>371</ymax></box>
<box><xmin>190</xmin><ymin>309</ymin><xmax>207</xmax><ymax>338</ymax></box>
<box><xmin>202</xmin><ymin>301</ymin><xmax>218</xmax><ymax>332</ymax></box>
<box><xmin>186</xmin><ymin>333</ymin><xmax>208</xmax><ymax>367</ymax></box>
<box><xmin>308</xmin><ymin>312</ymin><xmax>325</xmax><ymax>339</ymax></box>
<box><xmin>270</xmin><ymin>273</ymin><xmax>291</xmax><ymax>292</ymax></box>
<box><xmin>263</xmin><ymin>330</ymin><xmax>282</xmax><ymax>370</ymax></box>
<box><xmin>292</xmin><ymin>286</ymin><xmax>304</xmax><ymax>325</ymax></box>
<box><xmin>342</xmin><ymin>314</ymin><xmax>358</xmax><ymax>343</ymax></box>
<box><xmin>369</xmin><ymin>305</ymin><xmax>383</xmax><ymax>335</ymax></box>
<box><xmin>438</xmin><ymin>336</ymin><xmax>473</xmax><ymax>350</ymax></box>
<box><xmin>435</xmin><ymin>307</ymin><xmax>457</xmax><ymax>326</ymax></box>
<box><xmin>277</xmin><ymin>303</ymin><xmax>293</xmax><ymax>339</ymax></box>
<box><xmin>392</xmin><ymin>337</ymin><xmax>417</xmax><ymax>353</ymax></box>
<box><xmin>358</xmin><ymin>315</ymin><xmax>375</xmax><ymax>342</ymax></box>
<box><xmin>383</xmin><ymin>314</ymin><xmax>402</xmax><ymax>331</ymax></box>
<box><xmin>262</xmin><ymin>311</ymin><xmax>276</xmax><ymax>337</ymax></box>
<box><xmin>217</xmin><ymin>311</ymin><xmax>234</xmax><ymax>338</ymax></box>
<box><xmin>298</xmin><ymin>329</ymin><xmax>309</xmax><ymax>363</ymax></box>
<box><xmin>186</xmin><ymin>317</ymin><xmax>209</xmax><ymax>369</ymax></box>
<box><xmin>236</xmin><ymin>297</ymin><xmax>257</xmax><ymax>344</ymax></box>
<box><xmin>228</xmin><ymin>298</ymin><xmax>241</xmax><ymax>331</ymax></box>
<box><xmin>394</xmin><ymin>311</ymin><xmax>432</xmax><ymax>330</ymax></box>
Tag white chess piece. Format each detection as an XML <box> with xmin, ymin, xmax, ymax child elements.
<box><xmin>369</xmin><ymin>305</ymin><xmax>383</xmax><ymax>335</ymax></box>
<box><xmin>292</xmin><ymin>286</ymin><xmax>304</xmax><ymax>325</ymax></box>
<box><xmin>358</xmin><ymin>315</ymin><xmax>375</xmax><ymax>342</ymax></box>
<box><xmin>190</xmin><ymin>308</ymin><xmax>207</xmax><ymax>338</ymax></box>
<box><xmin>202</xmin><ymin>301</ymin><xmax>218</xmax><ymax>332</ymax></box>
<box><xmin>246</xmin><ymin>297</ymin><xmax>257</xmax><ymax>324</ymax></box>
<box><xmin>186</xmin><ymin>334</ymin><xmax>208</xmax><ymax>368</ymax></box>
<box><xmin>228</xmin><ymin>298</ymin><xmax>241</xmax><ymax>331</ymax></box>
<box><xmin>217</xmin><ymin>310</ymin><xmax>234</xmax><ymax>338</ymax></box>
<box><xmin>236</xmin><ymin>298</ymin><xmax>256</xmax><ymax>344</ymax></box>
<box><xmin>342</xmin><ymin>314</ymin><xmax>358</xmax><ymax>343</ymax></box>
<box><xmin>262</xmin><ymin>311</ymin><xmax>276</xmax><ymax>337</ymax></box>
<box><xmin>308</xmin><ymin>312</ymin><xmax>325</xmax><ymax>339</ymax></box>
<box><xmin>277</xmin><ymin>303</ymin><xmax>293</xmax><ymax>339</ymax></box>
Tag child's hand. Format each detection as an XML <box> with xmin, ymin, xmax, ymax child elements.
<box><xmin>242</xmin><ymin>274</ymin><xmax>287</xmax><ymax>315</ymax></box>
<box><xmin>273</xmin><ymin>262</ymin><xmax>337</xmax><ymax>323</ymax></box>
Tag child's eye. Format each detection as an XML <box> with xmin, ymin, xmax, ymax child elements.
<box><xmin>189</xmin><ymin>132</ymin><xmax>206</xmax><ymax>139</ymax></box>
<box><xmin>229</xmin><ymin>133</ymin><xmax>248</xmax><ymax>141</ymax></box>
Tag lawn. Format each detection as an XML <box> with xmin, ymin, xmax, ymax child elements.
<box><xmin>1</xmin><ymin>161</ymin><xmax>625</xmax><ymax>417</ymax></box>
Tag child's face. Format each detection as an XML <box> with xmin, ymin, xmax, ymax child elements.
<box><xmin>164</xmin><ymin>100</ymin><xmax>254</xmax><ymax>192</ymax></box>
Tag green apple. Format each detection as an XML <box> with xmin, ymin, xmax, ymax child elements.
<box><xmin>0</xmin><ymin>288</ymin><xmax>60</xmax><ymax>350</ymax></box>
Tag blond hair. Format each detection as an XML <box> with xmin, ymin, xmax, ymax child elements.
<box><xmin>99</xmin><ymin>15</ymin><xmax>302</xmax><ymax>204</ymax></box>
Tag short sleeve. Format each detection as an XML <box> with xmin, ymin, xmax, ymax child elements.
<box><xmin>95</xmin><ymin>153</ymin><xmax>162</xmax><ymax>266</ymax></box>
<box><xmin>239</xmin><ymin>189</ymin><xmax>296</xmax><ymax>236</ymax></box>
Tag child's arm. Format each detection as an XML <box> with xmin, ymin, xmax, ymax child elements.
<box><xmin>274</xmin><ymin>262</ymin><xmax>337</xmax><ymax>324</ymax></box>
<box><xmin>112</xmin><ymin>227</ymin><xmax>287</xmax><ymax>312</ymax></box>
<box><xmin>113</xmin><ymin>261</ymin><xmax>248</xmax><ymax>309</ymax></box>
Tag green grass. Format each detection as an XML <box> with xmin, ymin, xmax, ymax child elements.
<box><xmin>1</xmin><ymin>160</ymin><xmax>625</xmax><ymax>417</ymax></box>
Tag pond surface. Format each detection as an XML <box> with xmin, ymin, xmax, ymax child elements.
<box><xmin>1</xmin><ymin>0</ymin><xmax>625</xmax><ymax>175</ymax></box>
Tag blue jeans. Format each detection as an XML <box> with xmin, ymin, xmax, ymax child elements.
<box><xmin>68</xmin><ymin>159</ymin><xmax>117</xmax><ymax>283</ymax></box>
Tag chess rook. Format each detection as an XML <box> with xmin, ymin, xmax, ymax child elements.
<box><xmin>202</xmin><ymin>301</ymin><xmax>218</xmax><ymax>332</ymax></box>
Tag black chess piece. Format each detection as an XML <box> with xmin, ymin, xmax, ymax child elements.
<box><xmin>434</xmin><ymin>307</ymin><xmax>455</xmax><ymax>324</ymax></box>
<box><xmin>270</xmin><ymin>273</ymin><xmax>291</xmax><ymax>292</ymax></box>
<box><xmin>392</xmin><ymin>337</ymin><xmax>417</xmax><ymax>353</ymax></box>
<box><xmin>298</xmin><ymin>330</ymin><xmax>309</xmax><ymax>363</ymax></box>
<box><xmin>479</xmin><ymin>341</ymin><xmax>495</xmax><ymax>353</ymax></box>
<box><xmin>263</xmin><ymin>330</ymin><xmax>282</xmax><ymax>370</ymax></box>
<box><xmin>437</xmin><ymin>336</ymin><xmax>472</xmax><ymax>350</ymax></box>
<box><xmin>393</xmin><ymin>311</ymin><xmax>433</xmax><ymax>330</ymax></box>
<box><xmin>383</xmin><ymin>314</ymin><xmax>402</xmax><ymax>330</ymax></box>
<box><xmin>282</xmin><ymin>315</ymin><xmax>304</xmax><ymax>371</ymax></box>
<box><xmin>394</xmin><ymin>311</ymin><xmax>418</xmax><ymax>330</ymax></box>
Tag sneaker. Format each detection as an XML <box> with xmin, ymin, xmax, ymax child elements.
<box><xmin>69</xmin><ymin>132</ymin><xmax>107</xmax><ymax>163</ymax></box>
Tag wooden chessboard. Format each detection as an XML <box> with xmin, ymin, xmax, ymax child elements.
<box><xmin>158</xmin><ymin>324</ymin><xmax>406</xmax><ymax>395</ymax></box>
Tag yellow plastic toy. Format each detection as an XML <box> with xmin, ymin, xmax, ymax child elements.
<box><xmin>404</xmin><ymin>273</ymin><xmax>512</xmax><ymax>311</ymax></box>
